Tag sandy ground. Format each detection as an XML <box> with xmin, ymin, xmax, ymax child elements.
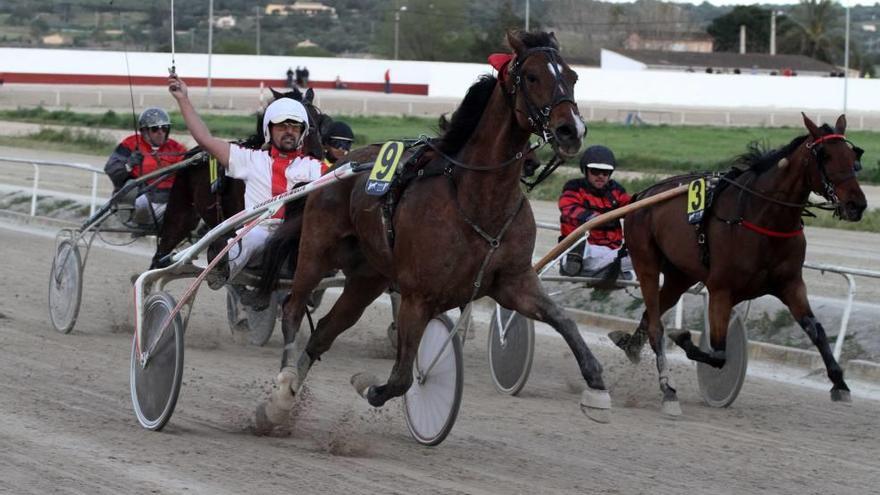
<box><xmin>2</xmin><ymin>222</ymin><xmax>880</xmax><ymax>494</ymax></box>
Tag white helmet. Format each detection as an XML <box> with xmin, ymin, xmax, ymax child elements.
<box><xmin>262</xmin><ymin>98</ymin><xmax>310</xmax><ymax>146</ymax></box>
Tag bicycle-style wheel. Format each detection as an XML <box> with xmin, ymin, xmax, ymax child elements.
<box><xmin>697</xmin><ymin>313</ymin><xmax>748</xmax><ymax>408</ymax></box>
<box><xmin>488</xmin><ymin>305</ymin><xmax>535</xmax><ymax>396</ymax></box>
<box><xmin>130</xmin><ymin>291</ymin><xmax>185</xmax><ymax>431</ymax></box>
<box><xmin>48</xmin><ymin>239</ymin><xmax>83</xmax><ymax>334</ymax></box>
<box><xmin>403</xmin><ymin>315</ymin><xmax>463</xmax><ymax>446</ymax></box>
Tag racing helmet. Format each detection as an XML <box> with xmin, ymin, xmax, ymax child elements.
<box><xmin>262</xmin><ymin>98</ymin><xmax>310</xmax><ymax>146</ymax></box>
<box><xmin>138</xmin><ymin>107</ymin><xmax>171</xmax><ymax>129</ymax></box>
<box><xmin>579</xmin><ymin>145</ymin><xmax>617</xmax><ymax>175</ymax></box>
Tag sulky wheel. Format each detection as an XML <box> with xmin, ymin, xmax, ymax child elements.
<box><xmin>226</xmin><ymin>287</ymin><xmax>279</xmax><ymax>346</ymax></box>
<box><xmin>697</xmin><ymin>312</ymin><xmax>749</xmax><ymax>408</ymax></box>
<box><xmin>48</xmin><ymin>239</ymin><xmax>83</xmax><ymax>334</ymax></box>
<box><xmin>488</xmin><ymin>305</ymin><xmax>535</xmax><ymax>396</ymax></box>
<box><xmin>403</xmin><ymin>314</ymin><xmax>463</xmax><ymax>446</ymax></box>
<box><xmin>130</xmin><ymin>291</ymin><xmax>185</xmax><ymax>431</ymax></box>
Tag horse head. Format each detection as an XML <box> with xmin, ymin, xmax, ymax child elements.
<box><xmin>800</xmin><ymin>113</ymin><xmax>867</xmax><ymax>221</ymax></box>
<box><xmin>505</xmin><ymin>31</ymin><xmax>585</xmax><ymax>159</ymax></box>
<box><xmin>264</xmin><ymin>87</ymin><xmax>328</xmax><ymax>160</ymax></box>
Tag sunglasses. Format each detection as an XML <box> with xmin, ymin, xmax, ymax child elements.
<box><xmin>147</xmin><ymin>125</ymin><xmax>170</xmax><ymax>133</ymax></box>
<box><xmin>588</xmin><ymin>169</ymin><xmax>611</xmax><ymax>177</ymax></box>
<box><xmin>328</xmin><ymin>139</ymin><xmax>352</xmax><ymax>151</ymax></box>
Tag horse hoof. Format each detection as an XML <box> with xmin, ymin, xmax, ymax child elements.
<box><xmin>831</xmin><ymin>389</ymin><xmax>852</xmax><ymax>403</ymax></box>
<box><xmin>254</xmin><ymin>402</ymin><xmax>276</xmax><ymax>436</ymax></box>
<box><xmin>579</xmin><ymin>388</ymin><xmax>611</xmax><ymax>424</ymax></box>
<box><xmin>607</xmin><ymin>331</ymin><xmax>640</xmax><ymax>364</ymax></box>
<box><xmin>350</xmin><ymin>372</ymin><xmax>380</xmax><ymax>400</ymax></box>
<box><xmin>661</xmin><ymin>400</ymin><xmax>682</xmax><ymax>417</ymax></box>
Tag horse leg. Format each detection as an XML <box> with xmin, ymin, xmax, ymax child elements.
<box><xmin>354</xmin><ymin>294</ymin><xmax>431</xmax><ymax>409</ymax></box>
<box><xmin>151</xmin><ymin>173</ymin><xmax>198</xmax><ymax>268</ymax></box>
<box><xmin>493</xmin><ymin>271</ymin><xmax>611</xmax><ymax>423</ymax></box>
<box><xmin>779</xmin><ymin>279</ymin><xmax>850</xmax><ymax>402</ymax></box>
<box><xmin>254</xmin><ymin>253</ymin><xmax>334</xmax><ymax>434</ymax></box>
<box><xmin>668</xmin><ymin>290</ymin><xmax>729</xmax><ymax>368</ymax></box>
<box><xmin>638</xmin><ymin>267</ymin><xmax>683</xmax><ymax>416</ymax></box>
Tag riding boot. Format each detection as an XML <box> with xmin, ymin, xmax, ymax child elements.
<box><xmin>560</xmin><ymin>251</ymin><xmax>583</xmax><ymax>277</ymax></box>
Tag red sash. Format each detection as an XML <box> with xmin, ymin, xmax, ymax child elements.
<box><xmin>270</xmin><ymin>147</ymin><xmax>302</xmax><ymax>219</ymax></box>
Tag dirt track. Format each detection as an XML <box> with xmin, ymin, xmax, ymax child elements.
<box><xmin>1</xmin><ymin>222</ymin><xmax>880</xmax><ymax>494</ymax></box>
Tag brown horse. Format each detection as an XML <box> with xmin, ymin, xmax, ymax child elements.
<box><xmin>610</xmin><ymin>114</ymin><xmax>867</xmax><ymax>416</ymax></box>
<box><xmin>151</xmin><ymin>88</ymin><xmax>328</xmax><ymax>269</ymax></box>
<box><xmin>254</xmin><ymin>31</ymin><xmax>613</xmax><ymax>434</ymax></box>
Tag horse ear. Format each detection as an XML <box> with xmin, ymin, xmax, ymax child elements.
<box><xmin>801</xmin><ymin>112</ymin><xmax>821</xmax><ymax>139</ymax></box>
<box><xmin>549</xmin><ymin>31</ymin><xmax>560</xmax><ymax>50</ymax></box>
<box><xmin>270</xmin><ymin>87</ymin><xmax>283</xmax><ymax>99</ymax></box>
<box><xmin>304</xmin><ymin>88</ymin><xmax>315</xmax><ymax>104</ymax></box>
<box><xmin>835</xmin><ymin>114</ymin><xmax>847</xmax><ymax>134</ymax></box>
<box><xmin>292</xmin><ymin>87</ymin><xmax>302</xmax><ymax>101</ymax></box>
<box><xmin>507</xmin><ymin>30</ymin><xmax>526</xmax><ymax>56</ymax></box>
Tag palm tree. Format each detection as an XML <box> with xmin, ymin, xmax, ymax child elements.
<box><xmin>779</xmin><ymin>0</ymin><xmax>844</xmax><ymax>64</ymax></box>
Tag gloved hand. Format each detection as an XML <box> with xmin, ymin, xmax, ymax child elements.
<box><xmin>125</xmin><ymin>150</ymin><xmax>144</xmax><ymax>173</ymax></box>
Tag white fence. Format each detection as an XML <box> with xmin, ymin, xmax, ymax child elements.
<box><xmin>0</xmin><ymin>156</ymin><xmax>103</xmax><ymax>217</ymax></box>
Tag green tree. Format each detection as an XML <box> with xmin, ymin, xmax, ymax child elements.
<box><xmin>30</xmin><ymin>18</ymin><xmax>50</xmax><ymax>39</ymax></box>
<box><xmin>375</xmin><ymin>0</ymin><xmax>476</xmax><ymax>62</ymax></box>
<box><xmin>778</xmin><ymin>0</ymin><xmax>844</xmax><ymax>64</ymax></box>
<box><xmin>468</xmin><ymin>0</ymin><xmax>528</xmax><ymax>60</ymax></box>
<box><xmin>707</xmin><ymin>6</ymin><xmax>773</xmax><ymax>53</ymax></box>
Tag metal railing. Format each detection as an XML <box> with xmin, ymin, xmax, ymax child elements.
<box><xmin>0</xmin><ymin>156</ymin><xmax>103</xmax><ymax>217</ymax></box>
<box><xmin>536</xmin><ymin>221</ymin><xmax>878</xmax><ymax>361</ymax></box>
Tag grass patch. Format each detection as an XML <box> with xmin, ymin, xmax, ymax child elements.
<box><xmin>0</xmin><ymin>127</ymin><xmax>116</xmax><ymax>155</ymax></box>
<box><xmin>803</xmin><ymin>208</ymin><xmax>880</xmax><ymax>233</ymax></box>
<box><xmin>3</xmin><ymin>107</ymin><xmax>878</xmax><ymax>183</ymax></box>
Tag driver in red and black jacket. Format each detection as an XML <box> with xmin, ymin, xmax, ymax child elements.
<box><xmin>558</xmin><ymin>145</ymin><xmax>633</xmax><ymax>277</ymax></box>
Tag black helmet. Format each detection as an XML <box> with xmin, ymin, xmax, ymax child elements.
<box><xmin>324</xmin><ymin>121</ymin><xmax>354</xmax><ymax>143</ymax></box>
<box><xmin>579</xmin><ymin>145</ymin><xmax>616</xmax><ymax>175</ymax></box>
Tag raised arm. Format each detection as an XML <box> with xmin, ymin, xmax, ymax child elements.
<box><xmin>168</xmin><ymin>74</ymin><xmax>231</xmax><ymax>166</ymax></box>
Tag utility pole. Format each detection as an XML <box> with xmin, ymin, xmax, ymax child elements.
<box><xmin>394</xmin><ymin>10</ymin><xmax>400</xmax><ymax>60</ymax></box>
<box><xmin>207</xmin><ymin>0</ymin><xmax>213</xmax><ymax>108</ymax></box>
<box><xmin>525</xmin><ymin>0</ymin><xmax>530</xmax><ymax>32</ymax></box>
<box><xmin>739</xmin><ymin>24</ymin><xmax>746</xmax><ymax>54</ymax></box>
<box><xmin>255</xmin><ymin>5</ymin><xmax>261</xmax><ymax>55</ymax></box>
<box><xmin>844</xmin><ymin>5</ymin><xmax>850</xmax><ymax>114</ymax></box>
<box><xmin>770</xmin><ymin>11</ymin><xmax>777</xmax><ymax>55</ymax></box>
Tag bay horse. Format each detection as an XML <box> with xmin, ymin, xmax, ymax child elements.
<box><xmin>150</xmin><ymin>88</ymin><xmax>329</xmax><ymax>269</ymax></box>
<box><xmin>254</xmin><ymin>31</ymin><xmax>611</xmax><ymax>434</ymax></box>
<box><xmin>610</xmin><ymin>114</ymin><xmax>867</xmax><ymax>416</ymax></box>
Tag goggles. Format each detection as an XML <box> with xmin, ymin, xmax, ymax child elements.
<box><xmin>328</xmin><ymin>139</ymin><xmax>353</xmax><ymax>151</ymax></box>
<box><xmin>147</xmin><ymin>125</ymin><xmax>170</xmax><ymax>133</ymax></box>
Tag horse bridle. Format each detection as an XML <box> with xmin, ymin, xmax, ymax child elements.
<box><xmin>507</xmin><ymin>46</ymin><xmax>577</xmax><ymax>142</ymax></box>
<box><xmin>425</xmin><ymin>46</ymin><xmax>578</xmax><ymax>179</ymax></box>
<box><xmin>805</xmin><ymin>133</ymin><xmax>863</xmax><ymax>206</ymax></box>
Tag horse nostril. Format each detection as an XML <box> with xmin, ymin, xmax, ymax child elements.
<box><xmin>555</xmin><ymin>124</ymin><xmax>577</xmax><ymax>141</ymax></box>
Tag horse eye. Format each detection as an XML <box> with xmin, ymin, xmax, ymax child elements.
<box><xmin>526</xmin><ymin>73</ymin><xmax>538</xmax><ymax>83</ymax></box>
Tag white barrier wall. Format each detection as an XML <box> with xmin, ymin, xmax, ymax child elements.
<box><xmin>1</xmin><ymin>48</ymin><xmax>878</xmax><ymax>112</ymax></box>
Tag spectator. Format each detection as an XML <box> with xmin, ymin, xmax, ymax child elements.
<box><xmin>333</xmin><ymin>75</ymin><xmax>347</xmax><ymax>90</ymax></box>
<box><xmin>384</xmin><ymin>69</ymin><xmax>391</xmax><ymax>94</ymax></box>
<box><xmin>294</xmin><ymin>66</ymin><xmax>310</xmax><ymax>92</ymax></box>
<box><xmin>286</xmin><ymin>67</ymin><xmax>294</xmax><ymax>89</ymax></box>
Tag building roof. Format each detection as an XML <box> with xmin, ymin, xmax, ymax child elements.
<box><xmin>615</xmin><ymin>49</ymin><xmax>839</xmax><ymax>72</ymax></box>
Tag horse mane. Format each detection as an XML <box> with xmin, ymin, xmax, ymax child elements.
<box><xmin>736</xmin><ymin>123</ymin><xmax>832</xmax><ymax>175</ymax></box>
<box><xmin>436</xmin><ymin>75</ymin><xmax>498</xmax><ymax>155</ymax></box>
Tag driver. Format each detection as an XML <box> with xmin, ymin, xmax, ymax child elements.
<box><xmin>167</xmin><ymin>74</ymin><xmax>326</xmax><ymax>289</ymax></box>
<box><xmin>558</xmin><ymin>145</ymin><xmax>634</xmax><ymax>279</ymax></box>
<box><xmin>103</xmin><ymin>107</ymin><xmax>187</xmax><ymax>225</ymax></box>
<box><xmin>321</xmin><ymin>120</ymin><xmax>354</xmax><ymax>167</ymax></box>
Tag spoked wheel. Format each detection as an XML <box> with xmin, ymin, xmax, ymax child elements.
<box><xmin>225</xmin><ymin>287</ymin><xmax>278</xmax><ymax>346</ymax></box>
<box><xmin>404</xmin><ymin>314</ymin><xmax>463</xmax><ymax>446</ymax></box>
<box><xmin>48</xmin><ymin>239</ymin><xmax>83</xmax><ymax>334</ymax></box>
<box><xmin>697</xmin><ymin>313</ymin><xmax>748</xmax><ymax>408</ymax></box>
<box><xmin>130</xmin><ymin>291</ymin><xmax>185</xmax><ymax>431</ymax></box>
<box><xmin>488</xmin><ymin>305</ymin><xmax>535</xmax><ymax>396</ymax></box>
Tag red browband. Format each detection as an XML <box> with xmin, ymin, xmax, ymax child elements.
<box><xmin>741</xmin><ymin>220</ymin><xmax>804</xmax><ymax>238</ymax></box>
<box><xmin>807</xmin><ymin>133</ymin><xmax>846</xmax><ymax>148</ymax></box>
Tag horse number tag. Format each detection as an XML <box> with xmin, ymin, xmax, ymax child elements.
<box><xmin>366</xmin><ymin>141</ymin><xmax>405</xmax><ymax>196</ymax></box>
<box><xmin>687</xmin><ymin>178</ymin><xmax>706</xmax><ymax>224</ymax></box>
